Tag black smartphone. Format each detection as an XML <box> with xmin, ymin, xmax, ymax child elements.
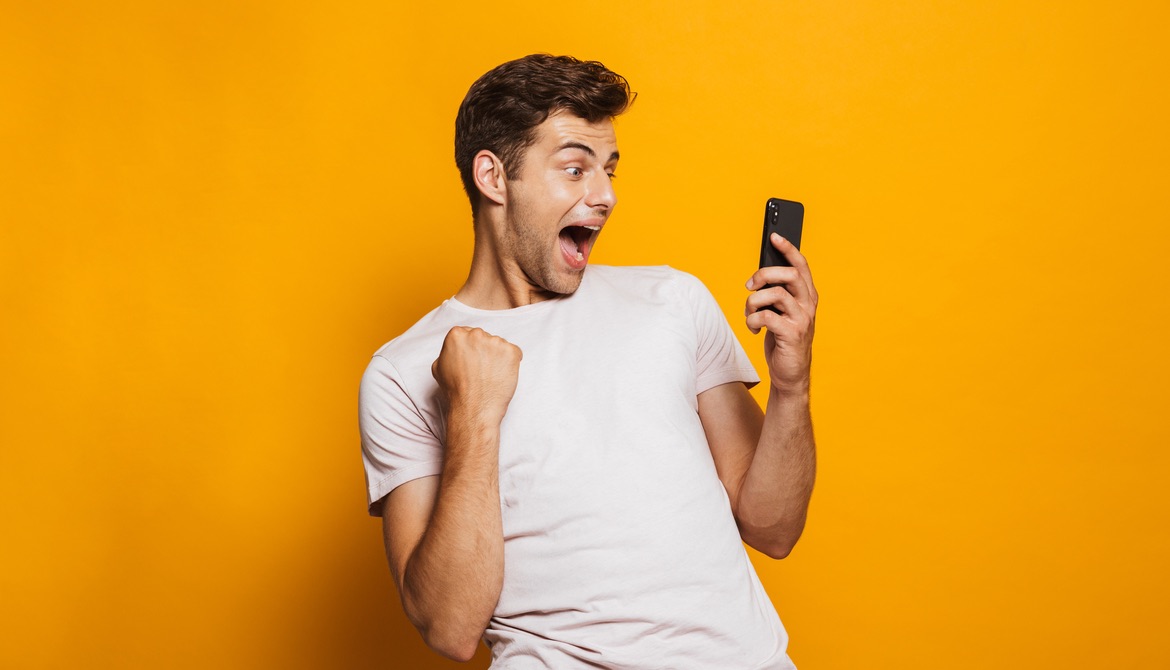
<box><xmin>757</xmin><ymin>198</ymin><xmax>804</xmax><ymax>313</ymax></box>
<box><xmin>758</xmin><ymin>197</ymin><xmax>804</xmax><ymax>269</ymax></box>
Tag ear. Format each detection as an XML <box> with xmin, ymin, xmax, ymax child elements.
<box><xmin>472</xmin><ymin>150</ymin><xmax>507</xmax><ymax>207</ymax></box>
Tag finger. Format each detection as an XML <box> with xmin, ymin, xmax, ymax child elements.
<box><xmin>745</xmin><ymin>305</ymin><xmax>787</xmax><ymax>335</ymax></box>
<box><xmin>746</xmin><ymin>265</ymin><xmax>799</xmax><ymax>287</ymax></box>
<box><xmin>746</xmin><ymin>276</ymin><xmax>811</xmax><ymax>311</ymax></box>
<box><xmin>444</xmin><ymin>325</ymin><xmax>470</xmax><ymax>348</ymax></box>
<box><xmin>746</xmin><ymin>265</ymin><xmax>801</xmax><ymax>291</ymax></box>
<box><xmin>746</xmin><ymin>265</ymin><xmax>810</xmax><ymax>304</ymax></box>
<box><xmin>745</xmin><ymin>286</ymin><xmax>805</xmax><ymax>321</ymax></box>
<box><xmin>770</xmin><ymin>233</ymin><xmax>817</xmax><ymax>302</ymax></box>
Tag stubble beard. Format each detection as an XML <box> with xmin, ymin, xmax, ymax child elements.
<box><xmin>504</xmin><ymin>202</ymin><xmax>585</xmax><ymax>297</ymax></box>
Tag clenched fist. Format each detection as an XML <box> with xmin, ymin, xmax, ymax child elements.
<box><xmin>431</xmin><ymin>326</ymin><xmax>523</xmax><ymax>426</ymax></box>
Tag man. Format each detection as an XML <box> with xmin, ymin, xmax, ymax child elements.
<box><xmin>359</xmin><ymin>54</ymin><xmax>817</xmax><ymax>669</ymax></box>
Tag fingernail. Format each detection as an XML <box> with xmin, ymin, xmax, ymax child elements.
<box><xmin>746</xmin><ymin>278</ymin><xmax>755</xmax><ymax>290</ymax></box>
<box><xmin>773</xmin><ymin>233</ymin><xmax>785</xmax><ymax>243</ymax></box>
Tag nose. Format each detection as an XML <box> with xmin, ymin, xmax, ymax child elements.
<box><xmin>584</xmin><ymin>169</ymin><xmax>617</xmax><ymax>212</ymax></box>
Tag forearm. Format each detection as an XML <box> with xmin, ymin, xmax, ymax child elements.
<box><xmin>735</xmin><ymin>384</ymin><xmax>816</xmax><ymax>558</ymax></box>
<box><xmin>402</xmin><ymin>409</ymin><xmax>504</xmax><ymax>660</ymax></box>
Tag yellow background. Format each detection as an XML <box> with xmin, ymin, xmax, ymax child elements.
<box><xmin>3</xmin><ymin>1</ymin><xmax>1168</xmax><ymax>668</ymax></box>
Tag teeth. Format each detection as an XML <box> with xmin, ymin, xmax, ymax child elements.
<box><xmin>584</xmin><ymin>225</ymin><xmax>601</xmax><ymax>231</ymax></box>
<box><xmin>576</xmin><ymin>252</ymin><xmax>584</xmax><ymax>261</ymax></box>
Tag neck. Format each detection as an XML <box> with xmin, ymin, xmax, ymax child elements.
<box><xmin>455</xmin><ymin>215</ymin><xmax>558</xmax><ymax>310</ymax></box>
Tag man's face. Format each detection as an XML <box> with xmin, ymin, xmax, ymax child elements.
<box><xmin>500</xmin><ymin>110</ymin><xmax>619</xmax><ymax>296</ymax></box>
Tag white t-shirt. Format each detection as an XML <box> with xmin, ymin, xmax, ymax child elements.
<box><xmin>359</xmin><ymin>265</ymin><xmax>796</xmax><ymax>669</ymax></box>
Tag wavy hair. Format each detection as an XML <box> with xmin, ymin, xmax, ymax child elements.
<box><xmin>454</xmin><ymin>54</ymin><xmax>634</xmax><ymax>216</ymax></box>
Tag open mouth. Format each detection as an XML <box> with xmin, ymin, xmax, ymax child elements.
<box><xmin>558</xmin><ymin>223</ymin><xmax>602</xmax><ymax>269</ymax></box>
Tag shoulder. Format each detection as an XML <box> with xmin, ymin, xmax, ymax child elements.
<box><xmin>373</xmin><ymin>303</ymin><xmax>447</xmax><ymax>357</ymax></box>
<box><xmin>586</xmin><ymin>264</ymin><xmax>707</xmax><ymax>301</ymax></box>
<box><xmin>588</xmin><ymin>263</ymin><xmax>690</xmax><ymax>284</ymax></box>
<box><xmin>363</xmin><ymin>302</ymin><xmax>459</xmax><ymax>397</ymax></box>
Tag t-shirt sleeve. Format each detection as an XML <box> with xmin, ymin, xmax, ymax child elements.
<box><xmin>358</xmin><ymin>354</ymin><xmax>443</xmax><ymax>516</ymax></box>
<box><xmin>676</xmin><ymin>270</ymin><xmax>761</xmax><ymax>394</ymax></box>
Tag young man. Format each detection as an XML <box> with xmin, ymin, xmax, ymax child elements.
<box><xmin>359</xmin><ymin>54</ymin><xmax>817</xmax><ymax>669</ymax></box>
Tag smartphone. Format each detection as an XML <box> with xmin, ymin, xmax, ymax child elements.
<box><xmin>758</xmin><ymin>197</ymin><xmax>804</xmax><ymax>269</ymax></box>
<box><xmin>757</xmin><ymin>198</ymin><xmax>804</xmax><ymax>313</ymax></box>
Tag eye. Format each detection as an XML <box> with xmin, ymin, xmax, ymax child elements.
<box><xmin>607</xmin><ymin>172</ymin><xmax>617</xmax><ymax>180</ymax></box>
<box><xmin>565</xmin><ymin>167</ymin><xmax>583</xmax><ymax>177</ymax></box>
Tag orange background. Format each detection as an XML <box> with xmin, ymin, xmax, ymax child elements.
<box><xmin>3</xmin><ymin>1</ymin><xmax>1169</xmax><ymax>668</ymax></box>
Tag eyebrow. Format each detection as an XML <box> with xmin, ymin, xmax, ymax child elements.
<box><xmin>557</xmin><ymin>141</ymin><xmax>620</xmax><ymax>162</ymax></box>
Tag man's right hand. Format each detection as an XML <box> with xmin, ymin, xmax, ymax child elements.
<box><xmin>385</xmin><ymin>326</ymin><xmax>519</xmax><ymax>661</ymax></box>
<box><xmin>431</xmin><ymin>326</ymin><xmax>522</xmax><ymax>426</ymax></box>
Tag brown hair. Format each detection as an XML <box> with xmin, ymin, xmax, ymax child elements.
<box><xmin>454</xmin><ymin>54</ymin><xmax>634</xmax><ymax>216</ymax></box>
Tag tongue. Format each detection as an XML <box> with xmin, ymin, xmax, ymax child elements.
<box><xmin>560</xmin><ymin>227</ymin><xmax>587</xmax><ymax>261</ymax></box>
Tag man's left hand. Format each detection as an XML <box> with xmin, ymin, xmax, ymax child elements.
<box><xmin>744</xmin><ymin>233</ymin><xmax>818</xmax><ymax>394</ymax></box>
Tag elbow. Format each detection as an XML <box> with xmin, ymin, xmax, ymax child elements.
<box><xmin>402</xmin><ymin>589</ymin><xmax>489</xmax><ymax>662</ymax></box>
<box><xmin>401</xmin><ymin>581</ymin><xmax>494</xmax><ymax>662</ymax></box>
<box><xmin>755</xmin><ymin>535</ymin><xmax>799</xmax><ymax>560</ymax></box>
<box><xmin>739</xmin><ymin>517</ymin><xmax>806</xmax><ymax>560</ymax></box>
<box><xmin>420</xmin><ymin>624</ymin><xmax>482</xmax><ymax>662</ymax></box>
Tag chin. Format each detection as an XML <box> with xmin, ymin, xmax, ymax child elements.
<box><xmin>544</xmin><ymin>267</ymin><xmax>586</xmax><ymax>296</ymax></box>
<box><xmin>551</xmin><ymin>275</ymin><xmax>585</xmax><ymax>296</ymax></box>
